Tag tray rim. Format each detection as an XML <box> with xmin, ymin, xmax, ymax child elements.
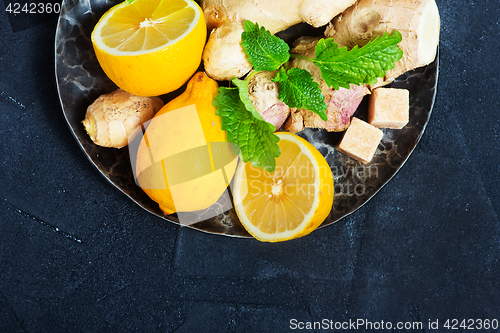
<box><xmin>54</xmin><ymin>0</ymin><xmax>439</xmax><ymax>238</ymax></box>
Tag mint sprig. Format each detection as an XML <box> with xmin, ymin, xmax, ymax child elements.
<box><xmin>214</xmin><ymin>87</ymin><xmax>281</xmax><ymax>172</ymax></box>
<box><xmin>213</xmin><ymin>21</ymin><xmax>403</xmax><ymax>171</ymax></box>
<box><xmin>309</xmin><ymin>31</ymin><xmax>404</xmax><ymax>90</ymax></box>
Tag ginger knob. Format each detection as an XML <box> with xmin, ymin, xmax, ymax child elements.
<box><xmin>82</xmin><ymin>89</ymin><xmax>164</xmax><ymax>148</ymax></box>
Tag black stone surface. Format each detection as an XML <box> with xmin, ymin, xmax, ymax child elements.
<box><xmin>1</xmin><ymin>0</ymin><xmax>499</xmax><ymax>332</ymax></box>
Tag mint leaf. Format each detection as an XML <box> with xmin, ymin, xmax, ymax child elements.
<box><xmin>125</xmin><ymin>0</ymin><xmax>135</xmax><ymax>3</ymax></box>
<box><xmin>311</xmin><ymin>31</ymin><xmax>403</xmax><ymax>90</ymax></box>
<box><xmin>232</xmin><ymin>77</ymin><xmax>264</xmax><ymax>121</ymax></box>
<box><xmin>273</xmin><ymin>67</ymin><xmax>328</xmax><ymax>121</ymax></box>
<box><xmin>241</xmin><ymin>20</ymin><xmax>290</xmax><ymax>72</ymax></box>
<box><xmin>214</xmin><ymin>87</ymin><xmax>281</xmax><ymax>172</ymax></box>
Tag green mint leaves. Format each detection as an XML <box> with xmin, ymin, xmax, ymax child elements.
<box><xmin>241</xmin><ymin>21</ymin><xmax>290</xmax><ymax>72</ymax></box>
<box><xmin>213</xmin><ymin>20</ymin><xmax>402</xmax><ymax>171</ymax></box>
<box><xmin>241</xmin><ymin>21</ymin><xmax>327</xmax><ymax>121</ymax></box>
<box><xmin>311</xmin><ymin>31</ymin><xmax>404</xmax><ymax>90</ymax></box>
<box><xmin>214</xmin><ymin>86</ymin><xmax>281</xmax><ymax>172</ymax></box>
<box><xmin>273</xmin><ymin>67</ymin><xmax>328</xmax><ymax>121</ymax></box>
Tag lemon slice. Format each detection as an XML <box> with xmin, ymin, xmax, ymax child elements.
<box><xmin>233</xmin><ymin>132</ymin><xmax>334</xmax><ymax>242</ymax></box>
<box><xmin>91</xmin><ymin>0</ymin><xmax>206</xmax><ymax>96</ymax></box>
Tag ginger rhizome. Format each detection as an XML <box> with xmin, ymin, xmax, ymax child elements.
<box><xmin>82</xmin><ymin>89</ymin><xmax>163</xmax><ymax>148</ymax></box>
<box><xmin>201</xmin><ymin>0</ymin><xmax>357</xmax><ymax>81</ymax></box>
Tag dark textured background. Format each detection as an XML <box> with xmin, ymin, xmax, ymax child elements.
<box><xmin>1</xmin><ymin>0</ymin><xmax>499</xmax><ymax>332</ymax></box>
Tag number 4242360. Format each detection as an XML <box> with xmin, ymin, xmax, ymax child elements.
<box><xmin>444</xmin><ymin>319</ymin><xmax>498</xmax><ymax>330</ymax></box>
<box><xmin>5</xmin><ymin>2</ymin><xmax>61</xmax><ymax>14</ymax></box>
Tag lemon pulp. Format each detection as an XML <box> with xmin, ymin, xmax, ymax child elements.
<box><xmin>100</xmin><ymin>0</ymin><xmax>196</xmax><ymax>52</ymax></box>
<box><xmin>233</xmin><ymin>132</ymin><xmax>334</xmax><ymax>242</ymax></box>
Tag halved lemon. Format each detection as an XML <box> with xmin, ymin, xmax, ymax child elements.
<box><xmin>232</xmin><ymin>132</ymin><xmax>334</xmax><ymax>242</ymax></box>
<box><xmin>91</xmin><ymin>0</ymin><xmax>207</xmax><ymax>97</ymax></box>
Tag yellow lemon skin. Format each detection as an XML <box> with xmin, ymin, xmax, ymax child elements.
<box><xmin>233</xmin><ymin>132</ymin><xmax>334</xmax><ymax>242</ymax></box>
<box><xmin>91</xmin><ymin>0</ymin><xmax>207</xmax><ymax>97</ymax></box>
<box><xmin>289</xmin><ymin>135</ymin><xmax>334</xmax><ymax>240</ymax></box>
<box><xmin>135</xmin><ymin>72</ymin><xmax>237</xmax><ymax>214</ymax></box>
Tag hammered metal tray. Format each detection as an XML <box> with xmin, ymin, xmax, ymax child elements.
<box><xmin>55</xmin><ymin>0</ymin><xmax>439</xmax><ymax>238</ymax></box>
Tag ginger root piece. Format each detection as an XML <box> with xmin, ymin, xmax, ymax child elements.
<box><xmin>200</xmin><ymin>0</ymin><xmax>357</xmax><ymax>81</ymax></box>
<box><xmin>82</xmin><ymin>89</ymin><xmax>163</xmax><ymax>148</ymax></box>
<box><xmin>248</xmin><ymin>71</ymin><xmax>290</xmax><ymax>130</ymax></box>
<box><xmin>327</xmin><ymin>0</ymin><xmax>440</xmax><ymax>87</ymax></box>
<box><xmin>285</xmin><ymin>37</ymin><xmax>369</xmax><ymax>133</ymax></box>
<box><xmin>285</xmin><ymin>84</ymin><xmax>368</xmax><ymax>133</ymax></box>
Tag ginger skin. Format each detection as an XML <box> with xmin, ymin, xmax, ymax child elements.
<box><xmin>82</xmin><ymin>89</ymin><xmax>163</xmax><ymax>149</ymax></box>
<box><xmin>200</xmin><ymin>0</ymin><xmax>357</xmax><ymax>81</ymax></box>
<box><xmin>326</xmin><ymin>7</ymin><xmax>381</xmax><ymax>47</ymax></box>
<box><xmin>247</xmin><ymin>71</ymin><xmax>290</xmax><ymax>130</ymax></box>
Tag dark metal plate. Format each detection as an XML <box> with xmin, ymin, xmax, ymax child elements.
<box><xmin>55</xmin><ymin>0</ymin><xmax>438</xmax><ymax>238</ymax></box>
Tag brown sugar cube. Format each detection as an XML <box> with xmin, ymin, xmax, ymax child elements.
<box><xmin>337</xmin><ymin>117</ymin><xmax>383</xmax><ymax>164</ymax></box>
<box><xmin>368</xmin><ymin>88</ymin><xmax>409</xmax><ymax>129</ymax></box>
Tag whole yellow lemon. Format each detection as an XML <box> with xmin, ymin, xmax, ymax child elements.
<box><xmin>135</xmin><ymin>72</ymin><xmax>238</xmax><ymax>214</ymax></box>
